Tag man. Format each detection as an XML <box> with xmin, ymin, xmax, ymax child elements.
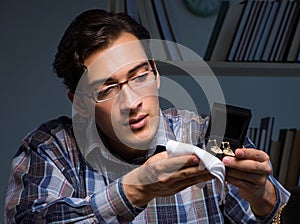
<box><xmin>5</xmin><ymin>9</ymin><xmax>289</xmax><ymax>223</ymax></box>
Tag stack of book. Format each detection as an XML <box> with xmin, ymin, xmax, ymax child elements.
<box><xmin>205</xmin><ymin>0</ymin><xmax>300</xmax><ymax>62</ymax></box>
<box><xmin>109</xmin><ymin>0</ymin><xmax>183</xmax><ymax>60</ymax></box>
<box><xmin>248</xmin><ymin>117</ymin><xmax>300</xmax><ymax>190</ymax></box>
<box><xmin>269</xmin><ymin>128</ymin><xmax>300</xmax><ymax>191</ymax></box>
<box><xmin>248</xmin><ymin>116</ymin><xmax>275</xmax><ymax>154</ymax></box>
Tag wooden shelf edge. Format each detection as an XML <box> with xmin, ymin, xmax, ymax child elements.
<box><xmin>156</xmin><ymin>61</ymin><xmax>300</xmax><ymax>76</ymax></box>
<box><xmin>208</xmin><ymin>62</ymin><xmax>300</xmax><ymax>77</ymax></box>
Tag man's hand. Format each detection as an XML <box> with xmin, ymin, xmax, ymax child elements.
<box><xmin>222</xmin><ymin>147</ymin><xmax>276</xmax><ymax>216</ymax></box>
<box><xmin>123</xmin><ymin>152</ymin><xmax>214</xmax><ymax>207</ymax></box>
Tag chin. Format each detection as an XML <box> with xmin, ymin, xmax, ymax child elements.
<box><xmin>122</xmin><ymin>130</ymin><xmax>155</xmax><ymax>150</ymax></box>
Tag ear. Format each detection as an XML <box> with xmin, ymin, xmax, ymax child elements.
<box><xmin>67</xmin><ymin>91</ymin><xmax>90</xmax><ymax>117</ymax></box>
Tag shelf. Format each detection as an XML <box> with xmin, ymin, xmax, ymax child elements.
<box><xmin>208</xmin><ymin>62</ymin><xmax>300</xmax><ymax>76</ymax></box>
<box><xmin>156</xmin><ymin>61</ymin><xmax>300</xmax><ymax>77</ymax></box>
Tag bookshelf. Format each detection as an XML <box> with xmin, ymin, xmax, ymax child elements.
<box><xmin>205</xmin><ymin>0</ymin><xmax>300</xmax><ymax>76</ymax></box>
<box><xmin>110</xmin><ymin>0</ymin><xmax>300</xmax><ymax>77</ymax></box>
<box><xmin>156</xmin><ymin>61</ymin><xmax>300</xmax><ymax>76</ymax></box>
<box><xmin>208</xmin><ymin>62</ymin><xmax>300</xmax><ymax>76</ymax></box>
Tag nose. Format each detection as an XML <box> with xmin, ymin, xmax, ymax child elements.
<box><xmin>118</xmin><ymin>84</ymin><xmax>142</xmax><ymax>112</ymax></box>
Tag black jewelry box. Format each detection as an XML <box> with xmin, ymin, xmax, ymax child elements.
<box><xmin>205</xmin><ymin>102</ymin><xmax>252</xmax><ymax>159</ymax></box>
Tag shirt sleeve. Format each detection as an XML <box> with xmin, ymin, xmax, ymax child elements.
<box><xmin>90</xmin><ymin>179</ymin><xmax>144</xmax><ymax>223</ymax></box>
<box><xmin>4</xmin><ymin>143</ymin><xmax>143</xmax><ymax>223</ymax></box>
<box><xmin>254</xmin><ymin>175</ymin><xmax>290</xmax><ymax>224</ymax></box>
<box><xmin>223</xmin><ymin>176</ymin><xmax>290</xmax><ymax>224</ymax></box>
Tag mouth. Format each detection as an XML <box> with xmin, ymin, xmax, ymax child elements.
<box><xmin>128</xmin><ymin>114</ymin><xmax>148</xmax><ymax>130</ymax></box>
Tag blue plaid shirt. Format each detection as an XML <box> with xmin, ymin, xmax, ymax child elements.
<box><xmin>5</xmin><ymin>108</ymin><xmax>290</xmax><ymax>223</ymax></box>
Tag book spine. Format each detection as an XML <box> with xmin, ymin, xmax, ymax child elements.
<box><xmin>211</xmin><ymin>2</ymin><xmax>245</xmax><ymax>62</ymax></box>
<box><xmin>237</xmin><ymin>1</ymin><xmax>262</xmax><ymax>62</ymax></box>
<box><xmin>278</xmin><ymin>1</ymin><xmax>300</xmax><ymax>61</ymax></box>
<box><xmin>204</xmin><ymin>1</ymin><xmax>229</xmax><ymax>61</ymax></box>
<box><xmin>278</xmin><ymin>129</ymin><xmax>296</xmax><ymax>186</ymax></box>
<box><xmin>227</xmin><ymin>1</ymin><xmax>254</xmax><ymax>62</ymax></box>
<box><xmin>287</xmin><ymin>18</ymin><xmax>300</xmax><ymax>61</ymax></box>
<box><xmin>270</xmin><ymin>1</ymin><xmax>294</xmax><ymax>62</ymax></box>
<box><xmin>232</xmin><ymin>1</ymin><xmax>257</xmax><ymax>62</ymax></box>
<box><xmin>261</xmin><ymin>0</ymin><xmax>288</xmax><ymax>62</ymax></box>
<box><xmin>245</xmin><ymin>1</ymin><xmax>269</xmax><ymax>62</ymax></box>
<box><xmin>253</xmin><ymin>1</ymin><xmax>279</xmax><ymax>61</ymax></box>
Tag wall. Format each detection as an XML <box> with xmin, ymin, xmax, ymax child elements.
<box><xmin>0</xmin><ymin>0</ymin><xmax>108</xmax><ymax>219</ymax></box>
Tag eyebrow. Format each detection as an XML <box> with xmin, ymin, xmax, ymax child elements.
<box><xmin>88</xmin><ymin>61</ymin><xmax>150</xmax><ymax>89</ymax></box>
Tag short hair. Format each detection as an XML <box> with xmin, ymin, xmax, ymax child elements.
<box><xmin>53</xmin><ymin>9</ymin><xmax>150</xmax><ymax>93</ymax></box>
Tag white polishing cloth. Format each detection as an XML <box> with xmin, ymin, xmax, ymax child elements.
<box><xmin>166</xmin><ymin>140</ymin><xmax>226</xmax><ymax>204</ymax></box>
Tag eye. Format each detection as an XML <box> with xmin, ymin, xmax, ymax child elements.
<box><xmin>132</xmin><ymin>72</ymin><xmax>149</xmax><ymax>83</ymax></box>
<box><xmin>96</xmin><ymin>85</ymin><xmax>117</xmax><ymax>99</ymax></box>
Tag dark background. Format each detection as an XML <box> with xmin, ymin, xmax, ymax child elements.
<box><xmin>1</xmin><ymin>0</ymin><xmax>300</xmax><ymax>220</ymax></box>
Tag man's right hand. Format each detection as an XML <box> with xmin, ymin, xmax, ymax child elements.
<box><xmin>123</xmin><ymin>152</ymin><xmax>214</xmax><ymax>207</ymax></box>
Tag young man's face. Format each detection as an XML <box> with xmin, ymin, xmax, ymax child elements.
<box><xmin>83</xmin><ymin>32</ymin><xmax>161</xmax><ymax>153</ymax></box>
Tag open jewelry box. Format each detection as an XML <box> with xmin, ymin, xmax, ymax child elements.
<box><xmin>205</xmin><ymin>102</ymin><xmax>252</xmax><ymax>160</ymax></box>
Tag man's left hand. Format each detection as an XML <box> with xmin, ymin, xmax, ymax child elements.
<box><xmin>222</xmin><ymin>147</ymin><xmax>276</xmax><ymax>216</ymax></box>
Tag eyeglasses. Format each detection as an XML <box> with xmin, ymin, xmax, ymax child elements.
<box><xmin>78</xmin><ymin>69</ymin><xmax>157</xmax><ymax>103</ymax></box>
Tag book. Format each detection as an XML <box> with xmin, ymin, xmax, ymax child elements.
<box><xmin>108</xmin><ymin>0</ymin><xmax>125</xmax><ymax>13</ymax></box>
<box><xmin>259</xmin><ymin>128</ymin><xmax>267</xmax><ymax>151</ymax></box>
<box><xmin>285</xmin><ymin>130</ymin><xmax>300</xmax><ymax>191</ymax></box>
<box><xmin>261</xmin><ymin>0</ymin><xmax>288</xmax><ymax>61</ymax></box>
<box><xmin>244</xmin><ymin>1</ymin><xmax>269</xmax><ymax>61</ymax></box>
<box><xmin>152</xmin><ymin>0</ymin><xmax>182</xmax><ymax>60</ymax></box>
<box><xmin>253</xmin><ymin>1</ymin><xmax>279</xmax><ymax>61</ymax></box>
<box><xmin>297</xmin><ymin>45</ymin><xmax>300</xmax><ymax>61</ymax></box>
<box><xmin>238</xmin><ymin>1</ymin><xmax>264</xmax><ymax>61</ymax></box>
<box><xmin>234</xmin><ymin>1</ymin><xmax>260</xmax><ymax>61</ymax></box>
<box><xmin>247</xmin><ymin>127</ymin><xmax>254</xmax><ymax>141</ymax></box>
<box><xmin>210</xmin><ymin>1</ymin><xmax>245</xmax><ymax>62</ymax></box>
<box><xmin>126</xmin><ymin>0</ymin><xmax>140</xmax><ymax>22</ymax></box>
<box><xmin>269</xmin><ymin>140</ymin><xmax>282</xmax><ymax>179</ymax></box>
<box><xmin>275</xmin><ymin>1</ymin><xmax>300</xmax><ymax>61</ymax></box>
<box><xmin>227</xmin><ymin>0</ymin><xmax>254</xmax><ymax>61</ymax></box>
<box><xmin>253</xmin><ymin>127</ymin><xmax>260</xmax><ymax>148</ymax></box>
<box><xmin>259</xmin><ymin>116</ymin><xmax>275</xmax><ymax>154</ymax></box>
<box><xmin>274</xmin><ymin>128</ymin><xmax>288</xmax><ymax>178</ymax></box>
<box><xmin>278</xmin><ymin>128</ymin><xmax>296</xmax><ymax>186</ymax></box>
<box><xmin>253</xmin><ymin>127</ymin><xmax>258</xmax><ymax>147</ymax></box>
<box><xmin>270</xmin><ymin>1</ymin><xmax>294</xmax><ymax>61</ymax></box>
<box><xmin>136</xmin><ymin>0</ymin><xmax>168</xmax><ymax>60</ymax></box>
<box><xmin>287</xmin><ymin>18</ymin><xmax>300</xmax><ymax>61</ymax></box>
<box><xmin>204</xmin><ymin>1</ymin><xmax>230</xmax><ymax>61</ymax></box>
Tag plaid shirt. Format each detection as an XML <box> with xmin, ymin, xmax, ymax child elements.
<box><xmin>5</xmin><ymin>108</ymin><xmax>290</xmax><ymax>223</ymax></box>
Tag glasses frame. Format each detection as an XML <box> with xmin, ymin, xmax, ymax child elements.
<box><xmin>77</xmin><ymin>68</ymin><xmax>158</xmax><ymax>103</ymax></box>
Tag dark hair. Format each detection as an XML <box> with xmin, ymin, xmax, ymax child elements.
<box><xmin>53</xmin><ymin>9</ymin><xmax>150</xmax><ymax>93</ymax></box>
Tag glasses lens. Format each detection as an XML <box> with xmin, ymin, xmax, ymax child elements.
<box><xmin>95</xmin><ymin>85</ymin><xmax>119</xmax><ymax>102</ymax></box>
<box><xmin>130</xmin><ymin>70</ymin><xmax>156</xmax><ymax>89</ymax></box>
<box><xmin>94</xmin><ymin>70</ymin><xmax>156</xmax><ymax>102</ymax></box>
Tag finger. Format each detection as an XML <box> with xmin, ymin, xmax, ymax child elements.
<box><xmin>173</xmin><ymin>172</ymin><xmax>214</xmax><ymax>191</ymax></box>
<box><xmin>164</xmin><ymin>154</ymin><xmax>200</xmax><ymax>171</ymax></box>
<box><xmin>176</xmin><ymin>166</ymin><xmax>211</xmax><ymax>179</ymax></box>
<box><xmin>160</xmin><ymin>166</ymin><xmax>211</xmax><ymax>187</ymax></box>
<box><xmin>234</xmin><ymin>148</ymin><xmax>270</xmax><ymax>162</ymax></box>
<box><xmin>225</xmin><ymin>175</ymin><xmax>260</xmax><ymax>193</ymax></box>
<box><xmin>226</xmin><ymin>168</ymin><xmax>267</xmax><ymax>186</ymax></box>
<box><xmin>144</xmin><ymin>151</ymin><xmax>169</xmax><ymax>164</ymax></box>
<box><xmin>222</xmin><ymin>156</ymin><xmax>272</xmax><ymax>175</ymax></box>
<box><xmin>154</xmin><ymin>172</ymin><xmax>214</xmax><ymax>197</ymax></box>
<box><xmin>145</xmin><ymin>152</ymin><xmax>199</xmax><ymax>172</ymax></box>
